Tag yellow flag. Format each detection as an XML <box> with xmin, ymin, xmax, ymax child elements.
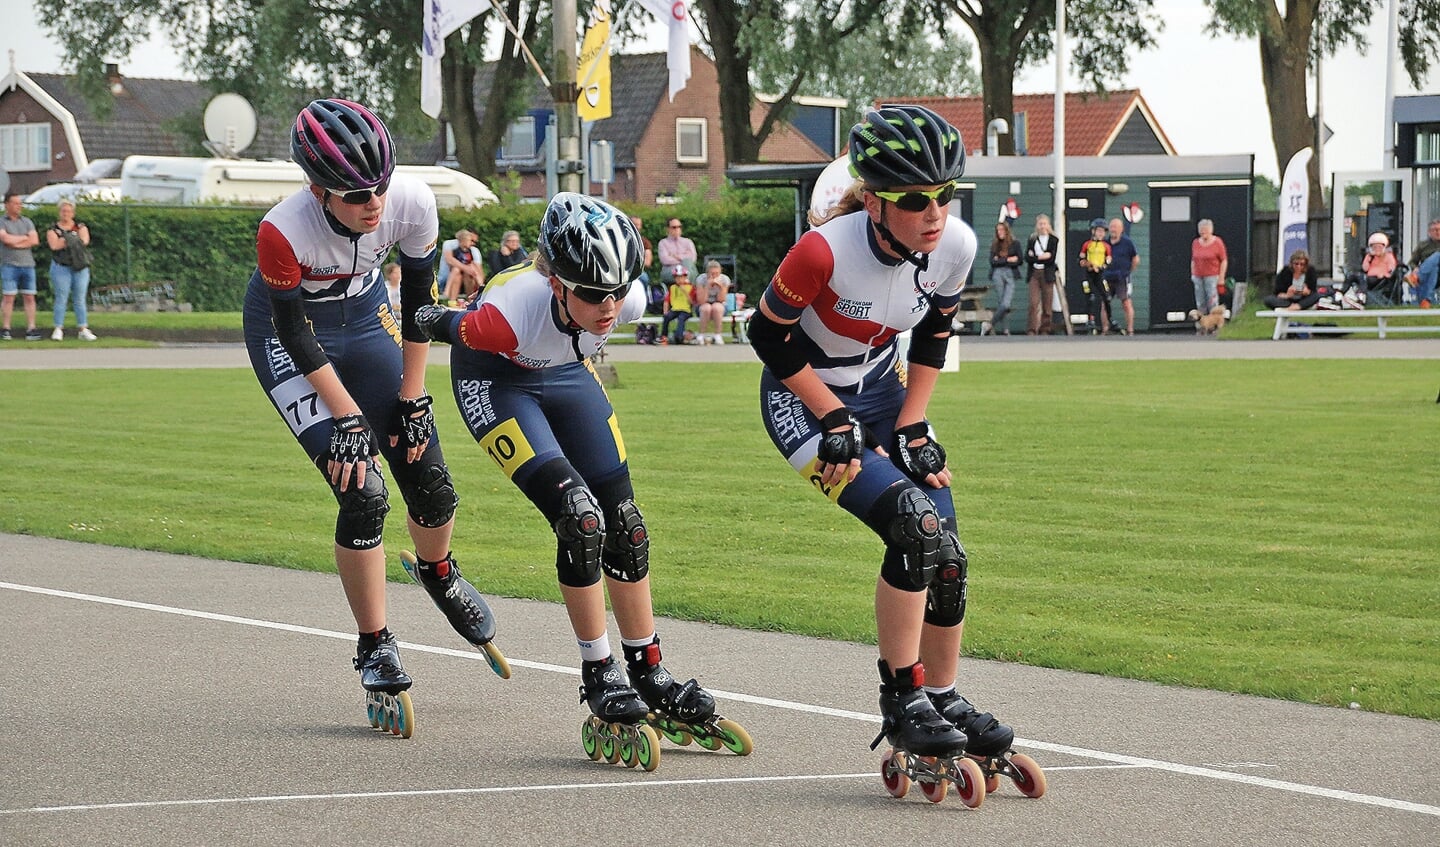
<box><xmin>577</xmin><ymin>1</ymin><xmax>612</xmax><ymax>121</ymax></box>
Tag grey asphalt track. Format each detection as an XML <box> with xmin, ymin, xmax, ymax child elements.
<box><xmin>3</xmin><ymin>535</ymin><xmax>1438</xmax><ymax>847</ymax></box>
<box><xmin>2</xmin><ymin>339</ymin><xmax>1438</xmax><ymax>846</ymax></box>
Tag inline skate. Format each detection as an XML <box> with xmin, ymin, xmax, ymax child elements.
<box><xmin>871</xmin><ymin>661</ymin><xmax>985</xmax><ymax>807</ymax></box>
<box><xmin>928</xmin><ymin>688</ymin><xmax>1046</xmax><ymax>798</ymax></box>
<box><xmin>579</xmin><ymin>656</ymin><xmax>661</xmax><ymax>771</ymax></box>
<box><xmin>399</xmin><ymin>550</ymin><xmax>511</xmax><ymax>678</ymax></box>
<box><xmin>624</xmin><ymin>637</ymin><xmax>753</xmax><ymax>756</ymax></box>
<box><xmin>355</xmin><ymin>631</ymin><xmax>414</xmax><ymax>738</ymax></box>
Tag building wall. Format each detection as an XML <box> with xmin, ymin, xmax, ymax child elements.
<box><xmin>0</xmin><ymin>89</ymin><xmax>73</xmax><ymax>194</ymax></box>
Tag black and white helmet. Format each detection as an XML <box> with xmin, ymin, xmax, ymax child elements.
<box><xmin>849</xmin><ymin>104</ymin><xmax>965</xmax><ymax>189</ymax></box>
<box><xmin>539</xmin><ymin>192</ymin><xmax>643</xmax><ymax>295</ymax></box>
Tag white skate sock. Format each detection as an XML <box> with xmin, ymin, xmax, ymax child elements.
<box><xmin>922</xmin><ymin>684</ymin><xmax>957</xmax><ymax>696</ymax></box>
<box><xmin>621</xmin><ymin>632</ymin><xmax>657</xmax><ymax>649</ymax></box>
<box><xmin>578</xmin><ymin>632</ymin><xmax>611</xmax><ymax>662</ymax></box>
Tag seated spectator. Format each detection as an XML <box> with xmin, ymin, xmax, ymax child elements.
<box><xmin>1361</xmin><ymin>232</ymin><xmax>1397</xmax><ymax>288</ymax></box>
<box><xmin>695</xmin><ymin>259</ymin><xmax>730</xmax><ymax>345</ymax></box>
<box><xmin>487</xmin><ymin>230</ymin><xmax>528</xmax><ymax>276</ymax></box>
<box><xmin>1264</xmin><ymin>250</ymin><xmax>1323</xmax><ymax>310</ymax></box>
<box><xmin>443</xmin><ymin>229</ymin><xmax>485</xmax><ymax>304</ymax></box>
<box><xmin>660</xmin><ymin>265</ymin><xmax>694</xmax><ymax>345</ymax></box>
<box><xmin>1414</xmin><ymin>250</ymin><xmax>1438</xmax><ymax>309</ymax></box>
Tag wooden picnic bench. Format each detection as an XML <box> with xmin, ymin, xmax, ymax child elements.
<box><xmin>1255</xmin><ymin>308</ymin><xmax>1440</xmax><ymax>340</ymax></box>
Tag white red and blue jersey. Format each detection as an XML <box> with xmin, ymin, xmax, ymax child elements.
<box><xmin>256</xmin><ymin>173</ymin><xmax>438</xmax><ymax>302</ymax></box>
<box><xmin>453</xmin><ymin>262</ymin><xmax>647</xmax><ymax>368</ymax></box>
<box><xmin>763</xmin><ymin>210</ymin><xmax>976</xmax><ymax>392</ymax></box>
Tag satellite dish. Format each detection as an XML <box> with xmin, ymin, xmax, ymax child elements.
<box><xmin>203</xmin><ymin>93</ymin><xmax>258</xmax><ymax>157</ymax></box>
<box><xmin>809</xmin><ymin>155</ymin><xmax>857</xmax><ymax>220</ymax></box>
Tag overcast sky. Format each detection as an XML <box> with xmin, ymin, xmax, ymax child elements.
<box><xmin>4</xmin><ymin>0</ymin><xmax>1429</xmax><ymax>181</ymax></box>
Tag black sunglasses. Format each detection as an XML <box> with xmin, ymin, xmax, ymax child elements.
<box><xmin>564</xmin><ymin>280</ymin><xmax>627</xmax><ymax>305</ymax></box>
<box><xmin>326</xmin><ymin>176</ymin><xmax>391</xmax><ymax>205</ymax></box>
<box><xmin>872</xmin><ymin>183</ymin><xmax>957</xmax><ymax>212</ymax></box>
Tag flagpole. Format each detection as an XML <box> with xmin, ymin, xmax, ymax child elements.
<box><xmin>552</xmin><ymin>0</ymin><xmax>583</xmax><ymax>195</ymax></box>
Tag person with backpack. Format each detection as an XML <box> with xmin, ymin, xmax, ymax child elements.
<box><xmin>46</xmin><ymin>199</ymin><xmax>97</xmax><ymax>341</ymax></box>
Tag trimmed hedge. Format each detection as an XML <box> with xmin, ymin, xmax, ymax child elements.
<box><xmin>22</xmin><ymin>196</ymin><xmax>797</xmax><ymax>312</ymax></box>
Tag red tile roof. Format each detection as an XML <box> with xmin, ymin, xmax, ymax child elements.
<box><xmin>890</xmin><ymin>90</ymin><xmax>1175</xmax><ymax>157</ymax></box>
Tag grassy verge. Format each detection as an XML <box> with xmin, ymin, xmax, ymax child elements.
<box><xmin>1</xmin><ymin>360</ymin><xmax>1435</xmax><ymax>719</ymax></box>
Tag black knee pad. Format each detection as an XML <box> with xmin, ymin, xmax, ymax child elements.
<box><xmin>601</xmin><ymin>498</ymin><xmax>650</xmax><ymax>582</ymax></box>
<box><xmin>331</xmin><ymin>466</ymin><xmax>390</xmax><ymax>550</ymax></box>
<box><xmin>553</xmin><ymin>484</ymin><xmax>605</xmax><ymax>587</ymax></box>
<box><xmin>397</xmin><ymin>460</ymin><xmax>458</xmax><ymax>528</ymax></box>
<box><xmin>869</xmin><ymin>484</ymin><xmax>943</xmax><ymax>591</ymax></box>
<box><xmin>924</xmin><ymin>532</ymin><xmax>969</xmax><ymax>627</ymax></box>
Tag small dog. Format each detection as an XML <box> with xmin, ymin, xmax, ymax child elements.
<box><xmin>1188</xmin><ymin>306</ymin><xmax>1227</xmax><ymax>335</ymax></box>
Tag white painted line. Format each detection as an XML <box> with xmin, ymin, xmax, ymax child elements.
<box><xmin>4</xmin><ymin>580</ymin><xmax>1439</xmax><ymax>819</ymax></box>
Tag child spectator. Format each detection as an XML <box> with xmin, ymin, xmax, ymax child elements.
<box><xmin>660</xmin><ymin>265</ymin><xmax>693</xmax><ymax>345</ymax></box>
<box><xmin>1079</xmin><ymin>218</ymin><xmax>1112</xmax><ymax>334</ymax></box>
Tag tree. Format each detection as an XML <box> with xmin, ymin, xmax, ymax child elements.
<box><xmin>1205</xmin><ymin>0</ymin><xmax>1440</xmax><ymax>213</ymax></box>
<box><xmin>681</xmin><ymin>0</ymin><xmax>887</xmax><ymax>164</ymax></box>
<box><xmin>33</xmin><ymin>0</ymin><xmax>536</xmax><ymax>181</ymax></box>
<box><xmin>930</xmin><ymin>0</ymin><xmax>1163</xmax><ymax>155</ymax></box>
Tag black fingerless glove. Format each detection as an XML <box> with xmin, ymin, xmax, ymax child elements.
<box><xmin>329</xmin><ymin>413</ymin><xmax>379</xmax><ymax>466</ymax></box>
<box><xmin>391</xmin><ymin>395</ymin><xmax>436</xmax><ymax>451</ymax></box>
<box><xmin>414</xmin><ymin>304</ymin><xmax>456</xmax><ymax>344</ymax></box>
<box><xmin>817</xmin><ymin>408</ymin><xmax>879</xmax><ymax>466</ymax></box>
<box><xmin>890</xmin><ymin>420</ymin><xmax>947</xmax><ymax>483</ymax></box>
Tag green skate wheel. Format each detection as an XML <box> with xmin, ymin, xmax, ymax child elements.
<box><xmin>636</xmin><ymin>725</ymin><xmax>661</xmax><ymax>772</ymax></box>
<box><xmin>582</xmin><ymin>717</ymin><xmax>603</xmax><ymax>761</ymax></box>
<box><xmin>693</xmin><ymin>730</ymin><xmax>722</xmax><ymax>751</ymax></box>
<box><xmin>601</xmin><ymin>725</ymin><xmax>621</xmax><ymax>764</ymax></box>
<box><xmin>652</xmin><ymin>717</ymin><xmax>691</xmax><ymax>746</ymax></box>
<box><xmin>619</xmin><ymin>729</ymin><xmax>639</xmax><ymax>768</ymax></box>
<box><xmin>714</xmin><ymin>718</ymin><xmax>753</xmax><ymax>756</ymax></box>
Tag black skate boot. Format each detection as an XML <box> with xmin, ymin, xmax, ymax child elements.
<box><xmin>870</xmin><ymin>660</ymin><xmax>966</xmax><ymax>757</ymax></box>
<box><xmin>578</xmin><ymin>656</ymin><xmax>660</xmax><ymax>770</ymax></box>
<box><xmin>623</xmin><ymin>637</ymin><xmax>716</xmax><ymax>724</ymax></box>
<box><xmin>926</xmin><ymin>688</ymin><xmax>1014</xmax><ymax>757</ymax></box>
<box><xmin>354</xmin><ymin>631</ymin><xmax>411</xmax><ymax>694</ymax></box>
<box><xmin>400</xmin><ymin>550</ymin><xmax>510</xmax><ymax>678</ymax></box>
<box><xmin>355</xmin><ymin>630</ymin><xmax>415</xmax><ymax>738</ymax></box>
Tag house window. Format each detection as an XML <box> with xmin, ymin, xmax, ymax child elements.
<box><xmin>0</xmin><ymin>123</ymin><xmax>52</xmax><ymax>172</ymax></box>
<box><xmin>676</xmin><ymin>118</ymin><xmax>707</xmax><ymax>164</ymax></box>
<box><xmin>499</xmin><ymin>116</ymin><xmax>537</xmax><ymax>160</ymax></box>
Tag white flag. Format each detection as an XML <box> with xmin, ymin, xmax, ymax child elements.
<box><xmin>637</xmin><ymin>0</ymin><xmax>691</xmax><ymax>101</ymax></box>
<box><xmin>1277</xmin><ymin>147</ymin><xmax>1313</xmax><ymax>271</ymax></box>
<box><xmin>421</xmin><ymin>0</ymin><xmax>489</xmax><ymax>118</ymax></box>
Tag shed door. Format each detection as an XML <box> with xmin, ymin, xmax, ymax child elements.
<box><xmin>1149</xmin><ymin>184</ymin><xmax>1251</xmax><ymax>328</ymax></box>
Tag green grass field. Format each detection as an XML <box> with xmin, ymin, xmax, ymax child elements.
<box><xmin>1</xmin><ymin>359</ymin><xmax>1435</xmax><ymax>719</ymax></box>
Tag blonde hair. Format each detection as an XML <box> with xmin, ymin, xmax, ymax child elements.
<box><xmin>809</xmin><ymin>181</ymin><xmax>866</xmax><ymax>226</ymax></box>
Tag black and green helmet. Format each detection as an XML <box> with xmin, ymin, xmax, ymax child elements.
<box><xmin>848</xmin><ymin>104</ymin><xmax>965</xmax><ymax>189</ymax></box>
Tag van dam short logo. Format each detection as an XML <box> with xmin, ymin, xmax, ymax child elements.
<box><xmin>457</xmin><ymin>378</ymin><xmax>497</xmax><ymax>426</ymax></box>
<box><xmin>833</xmin><ymin>297</ymin><xmax>872</xmax><ymax>319</ymax></box>
<box><xmin>265</xmin><ymin>338</ymin><xmax>296</xmax><ymax>381</ymax></box>
<box><xmin>766</xmin><ymin>390</ymin><xmax>812</xmax><ymax>447</ymax></box>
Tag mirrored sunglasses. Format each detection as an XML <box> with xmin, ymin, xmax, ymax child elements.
<box><xmin>327</xmin><ymin>177</ymin><xmax>391</xmax><ymax>205</ymax></box>
<box><xmin>564</xmin><ymin>280</ymin><xmax>627</xmax><ymax>305</ymax></box>
<box><xmin>872</xmin><ymin>182</ymin><xmax>956</xmax><ymax>212</ymax></box>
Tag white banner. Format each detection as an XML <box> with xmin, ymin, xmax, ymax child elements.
<box><xmin>637</xmin><ymin>0</ymin><xmax>691</xmax><ymax>101</ymax></box>
<box><xmin>1277</xmin><ymin>147</ymin><xmax>1313</xmax><ymax>271</ymax></box>
<box><xmin>421</xmin><ymin>0</ymin><xmax>489</xmax><ymax>118</ymax></box>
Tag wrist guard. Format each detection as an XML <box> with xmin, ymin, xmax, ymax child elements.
<box><xmin>391</xmin><ymin>395</ymin><xmax>436</xmax><ymax>450</ymax></box>
<box><xmin>414</xmin><ymin>304</ymin><xmax>456</xmax><ymax>344</ymax></box>
<box><xmin>329</xmin><ymin>413</ymin><xmax>378</xmax><ymax>466</ymax></box>
<box><xmin>891</xmin><ymin>420</ymin><xmax>947</xmax><ymax>483</ymax></box>
<box><xmin>817</xmin><ymin>408</ymin><xmax>878</xmax><ymax>467</ymax></box>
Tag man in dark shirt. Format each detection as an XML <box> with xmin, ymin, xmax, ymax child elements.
<box><xmin>1103</xmin><ymin>218</ymin><xmax>1141</xmax><ymax>335</ymax></box>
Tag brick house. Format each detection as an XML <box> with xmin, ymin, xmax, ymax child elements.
<box><xmin>461</xmin><ymin>48</ymin><xmax>835</xmax><ymax>203</ymax></box>
<box><xmin>901</xmin><ymin>90</ymin><xmax>1177</xmax><ymax>157</ymax></box>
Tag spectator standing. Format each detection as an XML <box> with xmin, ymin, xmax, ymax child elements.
<box><xmin>1078</xmin><ymin>218</ymin><xmax>1112</xmax><ymax>334</ymax></box>
<box><xmin>487</xmin><ymin>230</ymin><xmax>528</xmax><ymax>276</ymax></box>
<box><xmin>657</xmin><ymin>218</ymin><xmax>697</xmax><ymax>285</ymax></box>
<box><xmin>984</xmin><ymin>221</ymin><xmax>1021</xmax><ymax>335</ymax></box>
<box><xmin>1263</xmin><ymin>250</ymin><xmax>1323</xmax><ymax>310</ymax></box>
<box><xmin>1190</xmin><ymin>219</ymin><xmax>1228</xmax><ymax>315</ymax></box>
<box><xmin>383</xmin><ymin>261</ymin><xmax>403</xmax><ymax>312</ymax></box>
<box><xmin>1</xmin><ymin>192</ymin><xmax>42</xmax><ymax>341</ymax></box>
<box><xmin>695</xmin><ymin>259</ymin><xmax>730</xmax><ymax>345</ymax></box>
<box><xmin>661</xmin><ymin>265</ymin><xmax>694</xmax><ymax>344</ymax></box>
<box><xmin>1103</xmin><ymin>218</ymin><xmax>1140</xmax><ymax>335</ymax></box>
<box><xmin>1024</xmin><ymin>214</ymin><xmax>1059</xmax><ymax>335</ymax></box>
<box><xmin>45</xmin><ymin>199</ymin><xmax>97</xmax><ymax>341</ymax></box>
